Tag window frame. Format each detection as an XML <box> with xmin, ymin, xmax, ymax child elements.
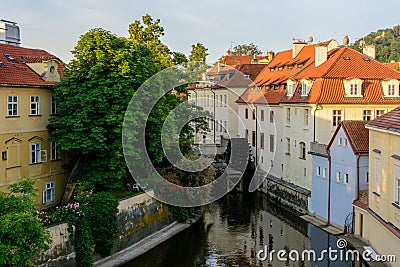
<box><xmin>299</xmin><ymin>142</ymin><xmax>306</xmax><ymax>160</ymax></box>
<box><xmin>30</xmin><ymin>96</ymin><xmax>40</xmax><ymax>116</ymax></box>
<box><xmin>363</xmin><ymin>110</ymin><xmax>372</xmax><ymax>121</ymax></box>
<box><xmin>51</xmin><ymin>142</ymin><xmax>61</xmax><ymax>161</ymax></box>
<box><xmin>7</xmin><ymin>96</ymin><xmax>18</xmax><ymax>116</ymax></box>
<box><xmin>43</xmin><ymin>181</ymin><xmax>55</xmax><ymax>204</ymax></box>
<box><xmin>332</xmin><ymin>110</ymin><xmax>342</xmax><ymax>127</ymax></box>
<box><xmin>30</xmin><ymin>143</ymin><xmax>41</xmax><ymax>164</ymax></box>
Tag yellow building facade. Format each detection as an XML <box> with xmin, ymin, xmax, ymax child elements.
<box><xmin>0</xmin><ymin>44</ymin><xmax>69</xmax><ymax>209</ymax></box>
<box><xmin>353</xmin><ymin>107</ymin><xmax>400</xmax><ymax>266</ymax></box>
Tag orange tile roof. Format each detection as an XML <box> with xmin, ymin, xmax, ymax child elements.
<box><xmin>327</xmin><ymin>120</ymin><xmax>369</xmax><ymax>154</ymax></box>
<box><xmin>283</xmin><ymin>47</ymin><xmax>400</xmax><ymax>104</ymax></box>
<box><xmin>0</xmin><ymin>44</ymin><xmax>64</xmax><ymax>87</ymax></box>
<box><xmin>367</xmin><ymin>106</ymin><xmax>400</xmax><ymax>132</ymax></box>
<box><xmin>214</xmin><ymin>64</ymin><xmax>266</xmax><ymax>89</ymax></box>
<box><xmin>238</xmin><ymin>43</ymin><xmax>318</xmax><ymax>105</ymax></box>
<box><xmin>384</xmin><ymin>62</ymin><xmax>400</xmax><ymax>70</ymax></box>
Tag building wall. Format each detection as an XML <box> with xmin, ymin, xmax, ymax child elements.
<box><xmin>368</xmin><ymin>128</ymin><xmax>400</xmax><ymax>231</ymax></box>
<box><xmin>329</xmin><ymin>128</ymin><xmax>358</xmax><ymax>227</ymax></box>
<box><xmin>354</xmin><ymin>206</ymin><xmax>400</xmax><ymax>267</ymax></box>
<box><xmin>281</xmin><ymin>104</ymin><xmax>315</xmax><ymax>190</ymax></box>
<box><xmin>310</xmin><ymin>154</ymin><xmax>328</xmax><ymax>218</ymax></box>
<box><xmin>0</xmin><ymin>86</ymin><xmax>69</xmax><ymax>209</ymax></box>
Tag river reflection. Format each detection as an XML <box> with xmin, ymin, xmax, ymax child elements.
<box><xmin>123</xmin><ymin>193</ymin><xmax>364</xmax><ymax>267</ymax></box>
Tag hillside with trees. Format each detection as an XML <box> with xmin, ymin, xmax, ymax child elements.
<box><xmin>351</xmin><ymin>25</ymin><xmax>400</xmax><ymax>63</ymax></box>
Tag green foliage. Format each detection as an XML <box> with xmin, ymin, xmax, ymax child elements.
<box><xmin>87</xmin><ymin>192</ymin><xmax>119</xmax><ymax>257</ymax></box>
<box><xmin>189</xmin><ymin>42</ymin><xmax>209</xmax><ymax>62</ymax></box>
<box><xmin>0</xmin><ymin>179</ymin><xmax>50</xmax><ymax>267</ymax></box>
<box><xmin>129</xmin><ymin>14</ymin><xmax>173</xmax><ymax>67</ymax></box>
<box><xmin>74</xmin><ymin>217</ymin><xmax>93</xmax><ymax>267</ymax></box>
<box><xmin>167</xmin><ymin>205</ymin><xmax>190</xmax><ymax>223</ymax></box>
<box><xmin>231</xmin><ymin>43</ymin><xmax>262</xmax><ymax>56</ymax></box>
<box><xmin>48</xmin><ymin>28</ymin><xmax>158</xmax><ymax>190</ymax></box>
<box><xmin>350</xmin><ymin>25</ymin><xmax>400</xmax><ymax>62</ymax></box>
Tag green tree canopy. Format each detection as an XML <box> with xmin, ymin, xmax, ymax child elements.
<box><xmin>0</xmin><ymin>179</ymin><xmax>50</xmax><ymax>266</ymax></box>
<box><xmin>189</xmin><ymin>42</ymin><xmax>209</xmax><ymax>62</ymax></box>
<box><xmin>351</xmin><ymin>25</ymin><xmax>400</xmax><ymax>62</ymax></box>
<box><xmin>48</xmin><ymin>28</ymin><xmax>159</xmax><ymax>189</ymax></box>
<box><xmin>231</xmin><ymin>43</ymin><xmax>262</xmax><ymax>56</ymax></box>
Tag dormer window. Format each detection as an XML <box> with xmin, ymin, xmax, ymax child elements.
<box><xmin>270</xmin><ymin>67</ymin><xmax>275</xmax><ymax>72</ymax></box>
<box><xmin>297</xmin><ymin>63</ymin><xmax>304</xmax><ymax>68</ymax></box>
<box><xmin>344</xmin><ymin>78</ymin><xmax>363</xmax><ymax>97</ymax></box>
<box><xmin>278</xmin><ymin>66</ymin><xmax>283</xmax><ymax>71</ymax></box>
<box><xmin>300</xmin><ymin>79</ymin><xmax>313</xmax><ymax>97</ymax></box>
<box><xmin>244</xmin><ymin>74</ymin><xmax>250</xmax><ymax>80</ymax></box>
<box><xmin>286</xmin><ymin>80</ymin><xmax>297</xmax><ymax>97</ymax></box>
<box><xmin>382</xmin><ymin>79</ymin><xmax>399</xmax><ymax>97</ymax></box>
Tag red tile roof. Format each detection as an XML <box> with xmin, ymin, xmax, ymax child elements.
<box><xmin>282</xmin><ymin>47</ymin><xmax>400</xmax><ymax>104</ymax></box>
<box><xmin>215</xmin><ymin>64</ymin><xmax>266</xmax><ymax>88</ymax></box>
<box><xmin>384</xmin><ymin>62</ymin><xmax>400</xmax><ymax>70</ymax></box>
<box><xmin>367</xmin><ymin>106</ymin><xmax>400</xmax><ymax>133</ymax></box>
<box><xmin>0</xmin><ymin>44</ymin><xmax>64</xmax><ymax>87</ymax></box>
<box><xmin>327</xmin><ymin>120</ymin><xmax>369</xmax><ymax>154</ymax></box>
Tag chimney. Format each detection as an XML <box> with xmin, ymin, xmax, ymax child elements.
<box><xmin>292</xmin><ymin>42</ymin><xmax>307</xmax><ymax>58</ymax></box>
<box><xmin>363</xmin><ymin>45</ymin><xmax>375</xmax><ymax>59</ymax></box>
<box><xmin>0</xmin><ymin>20</ymin><xmax>21</xmax><ymax>46</ymax></box>
<box><xmin>315</xmin><ymin>45</ymin><xmax>328</xmax><ymax>67</ymax></box>
<box><xmin>266</xmin><ymin>51</ymin><xmax>275</xmax><ymax>61</ymax></box>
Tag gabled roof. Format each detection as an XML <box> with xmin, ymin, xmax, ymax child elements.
<box><xmin>327</xmin><ymin>121</ymin><xmax>369</xmax><ymax>154</ymax></box>
<box><xmin>0</xmin><ymin>44</ymin><xmax>64</xmax><ymax>87</ymax></box>
<box><xmin>367</xmin><ymin>106</ymin><xmax>400</xmax><ymax>133</ymax></box>
<box><xmin>283</xmin><ymin>47</ymin><xmax>400</xmax><ymax>104</ymax></box>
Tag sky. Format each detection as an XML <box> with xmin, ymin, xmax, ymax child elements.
<box><xmin>4</xmin><ymin>0</ymin><xmax>400</xmax><ymax>64</ymax></box>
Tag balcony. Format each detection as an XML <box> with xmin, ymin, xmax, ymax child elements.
<box><xmin>309</xmin><ymin>142</ymin><xmax>328</xmax><ymax>157</ymax></box>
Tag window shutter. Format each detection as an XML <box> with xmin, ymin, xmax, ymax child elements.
<box><xmin>42</xmin><ymin>191</ymin><xmax>46</xmax><ymax>204</ymax></box>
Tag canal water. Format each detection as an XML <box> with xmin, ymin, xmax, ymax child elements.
<box><xmin>123</xmin><ymin>193</ymin><xmax>365</xmax><ymax>267</ymax></box>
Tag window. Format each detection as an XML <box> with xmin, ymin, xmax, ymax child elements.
<box><xmin>338</xmin><ymin>137</ymin><xmax>342</xmax><ymax>146</ymax></box>
<box><xmin>51</xmin><ymin>142</ymin><xmax>61</xmax><ymax>160</ymax></box>
<box><xmin>323</xmin><ymin>168</ymin><xmax>327</xmax><ymax>178</ymax></box>
<box><xmin>287</xmin><ymin>108</ymin><xmax>291</xmax><ymax>124</ymax></box>
<box><xmin>7</xmin><ymin>96</ymin><xmax>18</xmax><ymax>116</ymax></box>
<box><xmin>43</xmin><ymin>181</ymin><xmax>55</xmax><ymax>204</ymax></box>
<box><xmin>366</xmin><ymin>172</ymin><xmax>369</xmax><ymax>184</ymax></box>
<box><xmin>299</xmin><ymin>142</ymin><xmax>306</xmax><ymax>159</ymax></box>
<box><xmin>388</xmin><ymin>84</ymin><xmax>395</xmax><ymax>96</ymax></box>
<box><xmin>220</xmin><ymin>95</ymin><xmax>223</xmax><ymax>107</ymax></box>
<box><xmin>269</xmin><ymin>135</ymin><xmax>274</xmax><ymax>152</ymax></box>
<box><xmin>317</xmin><ymin>166</ymin><xmax>321</xmax><ymax>176</ymax></box>
<box><xmin>376</xmin><ymin>110</ymin><xmax>385</xmax><ymax>117</ymax></box>
<box><xmin>252</xmin><ymin>131</ymin><xmax>256</xmax><ymax>147</ymax></box>
<box><xmin>375</xmin><ymin>157</ymin><xmax>381</xmax><ymax>194</ymax></box>
<box><xmin>245</xmin><ymin>108</ymin><xmax>249</xmax><ymax>119</ymax></box>
<box><xmin>30</xmin><ymin>96</ymin><xmax>40</xmax><ymax>115</ymax></box>
<box><xmin>301</xmin><ymin>83</ymin><xmax>307</xmax><ymax>96</ymax></box>
<box><xmin>252</xmin><ymin>110</ymin><xmax>256</xmax><ymax>120</ymax></box>
<box><xmin>261</xmin><ymin>110</ymin><xmax>265</xmax><ymax>121</ymax></box>
<box><xmin>344</xmin><ymin>173</ymin><xmax>349</xmax><ymax>184</ymax></box>
<box><xmin>50</xmin><ymin>96</ymin><xmax>57</xmax><ymax>115</ymax></box>
<box><xmin>344</xmin><ymin>138</ymin><xmax>348</xmax><ymax>146</ymax></box>
<box><xmin>350</xmin><ymin>83</ymin><xmax>358</xmax><ymax>95</ymax></box>
<box><xmin>382</xmin><ymin>80</ymin><xmax>399</xmax><ymax>97</ymax></box>
<box><xmin>363</xmin><ymin>110</ymin><xmax>372</xmax><ymax>121</ymax></box>
<box><xmin>30</xmin><ymin>143</ymin><xmax>41</xmax><ymax>164</ymax></box>
<box><xmin>397</xmin><ymin>179</ymin><xmax>400</xmax><ymax>204</ymax></box>
<box><xmin>286</xmin><ymin>138</ymin><xmax>291</xmax><ymax>154</ymax></box>
<box><xmin>245</xmin><ymin>129</ymin><xmax>249</xmax><ymax>140</ymax></box>
<box><xmin>260</xmin><ymin>133</ymin><xmax>265</xmax><ymax>149</ymax></box>
<box><xmin>336</xmin><ymin>172</ymin><xmax>341</xmax><ymax>183</ymax></box>
<box><xmin>270</xmin><ymin>110</ymin><xmax>274</xmax><ymax>123</ymax></box>
<box><xmin>304</xmin><ymin>168</ymin><xmax>307</xmax><ymax>177</ymax></box>
<box><xmin>304</xmin><ymin>109</ymin><xmax>309</xmax><ymax>127</ymax></box>
<box><xmin>333</xmin><ymin>110</ymin><xmax>342</xmax><ymax>127</ymax></box>
<box><xmin>224</xmin><ymin>95</ymin><xmax>227</xmax><ymax>107</ymax></box>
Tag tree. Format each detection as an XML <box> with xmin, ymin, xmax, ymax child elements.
<box><xmin>350</xmin><ymin>26</ymin><xmax>400</xmax><ymax>62</ymax></box>
<box><xmin>0</xmin><ymin>179</ymin><xmax>50</xmax><ymax>266</ymax></box>
<box><xmin>48</xmin><ymin>28</ymin><xmax>159</xmax><ymax>190</ymax></box>
<box><xmin>128</xmin><ymin>14</ymin><xmax>173</xmax><ymax>68</ymax></box>
<box><xmin>189</xmin><ymin>42</ymin><xmax>209</xmax><ymax>62</ymax></box>
<box><xmin>231</xmin><ymin>43</ymin><xmax>262</xmax><ymax>56</ymax></box>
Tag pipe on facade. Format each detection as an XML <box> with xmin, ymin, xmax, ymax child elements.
<box><xmin>211</xmin><ymin>88</ymin><xmax>216</xmax><ymax>144</ymax></box>
<box><xmin>327</xmin><ymin>148</ymin><xmax>332</xmax><ymax>226</ymax></box>
<box><xmin>356</xmin><ymin>154</ymin><xmax>361</xmax><ymax>200</ymax></box>
<box><xmin>313</xmin><ymin>103</ymin><xmax>323</xmax><ymax>142</ymax></box>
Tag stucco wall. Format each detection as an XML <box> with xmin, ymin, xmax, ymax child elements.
<box><xmin>36</xmin><ymin>192</ymin><xmax>173</xmax><ymax>266</ymax></box>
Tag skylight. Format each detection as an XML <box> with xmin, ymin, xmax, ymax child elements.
<box><xmin>0</xmin><ymin>62</ymin><xmax>6</xmax><ymax>68</ymax></box>
<box><xmin>3</xmin><ymin>54</ymin><xmax>17</xmax><ymax>63</ymax></box>
<box><xmin>343</xmin><ymin>56</ymin><xmax>350</xmax><ymax>60</ymax></box>
<box><xmin>363</xmin><ymin>57</ymin><xmax>370</xmax><ymax>62</ymax></box>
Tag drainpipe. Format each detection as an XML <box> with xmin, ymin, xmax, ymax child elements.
<box><xmin>356</xmin><ymin>154</ymin><xmax>361</xmax><ymax>200</ymax></box>
<box><xmin>211</xmin><ymin>88</ymin><xmax>216</xmax><ymax>144</ymax></box>
<box><xmin>327</xmin><ymin>148</ymin><xmax>332</xmax><ymax>226</ymax></box>
<box><xmin>193</xmin><ymin>89</ymin><xmax>198</xmax><ymax>143</ymax></box>
<box><xmin>313</xmin><ymin>103</ymin><xmax>323</xmax><ymax>142</ymax></box>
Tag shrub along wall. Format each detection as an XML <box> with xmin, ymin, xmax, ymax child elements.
<box><xmin>36</xmin><ymin>192</ymin><xmax>173</xmax><ymax>266</ymax></box>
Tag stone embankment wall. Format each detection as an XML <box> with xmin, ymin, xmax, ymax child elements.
<box><xmin>36</xmin><ymin>192</ymin><xmax>173</xmax><ymax>266</ymax></box>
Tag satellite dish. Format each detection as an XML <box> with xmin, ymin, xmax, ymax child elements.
<box><xmin>343</xmin><ymin>35</ymin><xmax>349</xmax><ymax>46</ymax></box>
<box><xmin>308</xmin><ymin>36</ymin><xmax>314</xmax><ymax>44</ymax></box>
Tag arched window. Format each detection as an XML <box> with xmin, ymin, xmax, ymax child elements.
<box><xmin>299</xmin><ymin>142</ymin><xmax>306</xmax><ymax>160</ymax></box>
